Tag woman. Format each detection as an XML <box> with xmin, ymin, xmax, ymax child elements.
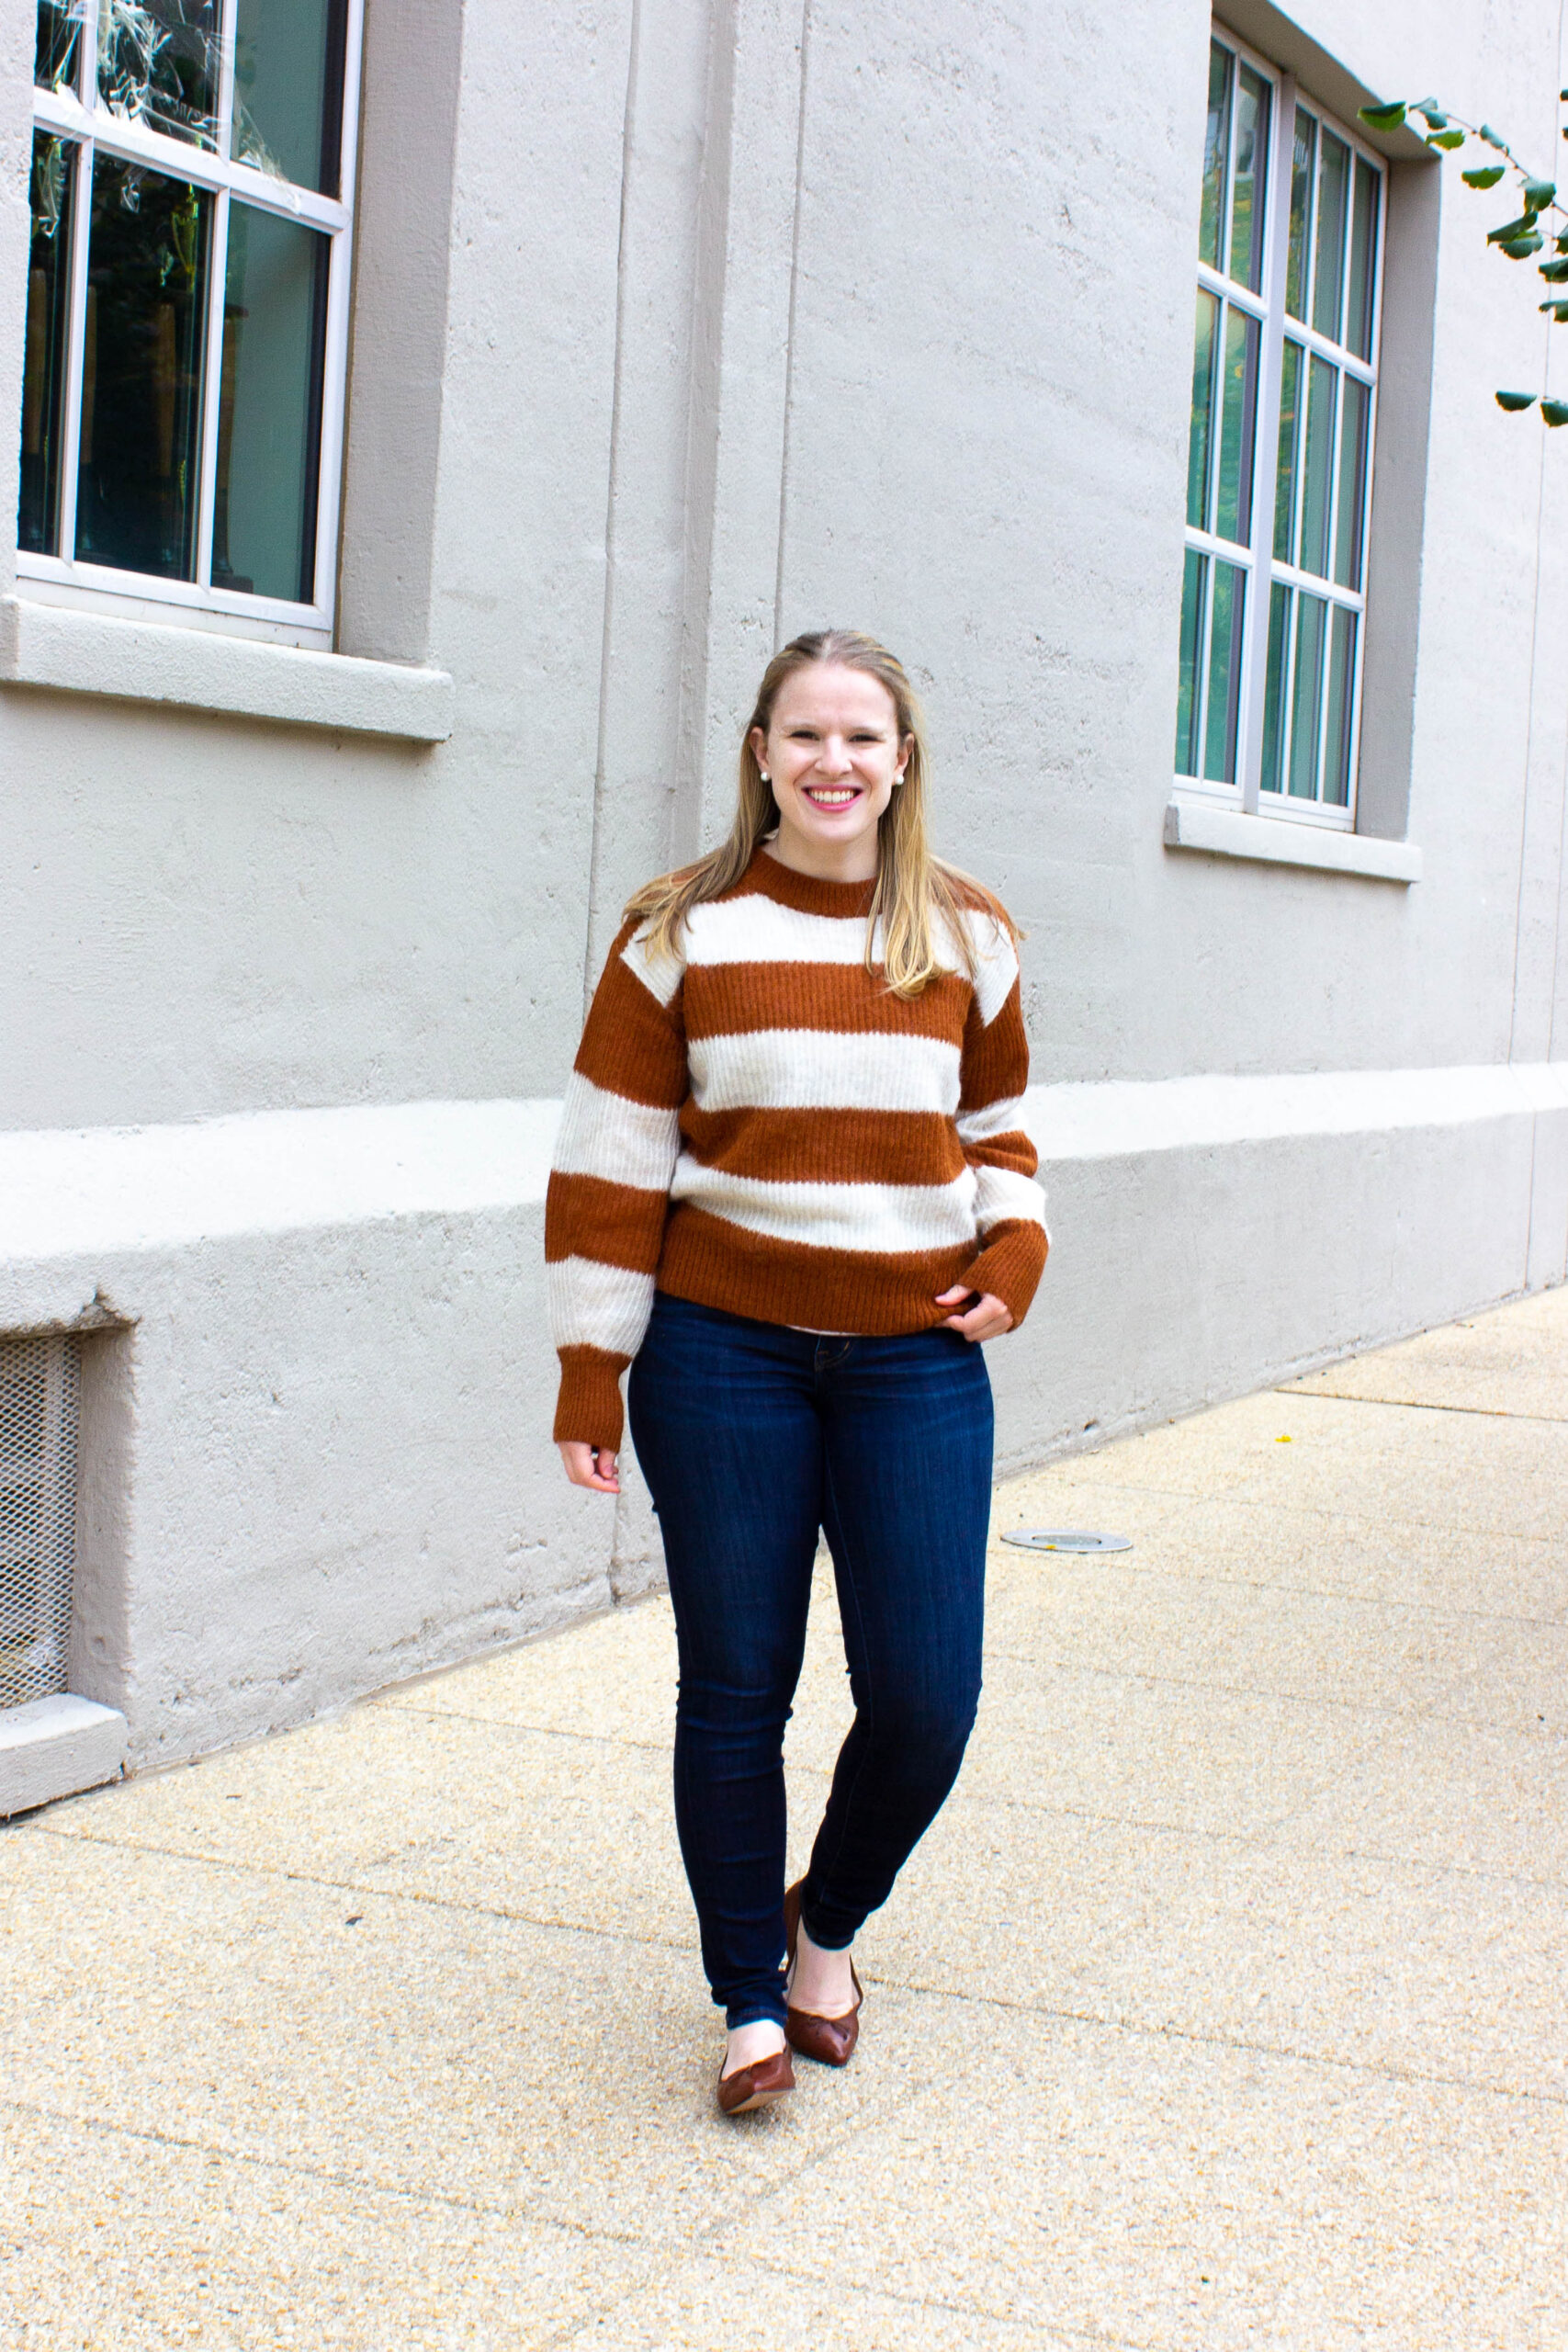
<box><xmin>547</xmin><ymin>629</ymin><xmax>1046</xmax><ymax>2114</ymax></box>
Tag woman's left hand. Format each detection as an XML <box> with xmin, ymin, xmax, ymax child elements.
<box><xmin>935</xmin><ymin>1286</ymin><xmax>1014</xmax><ymax>1341</ymax></box>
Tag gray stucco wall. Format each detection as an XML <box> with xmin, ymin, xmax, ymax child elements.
<box><xmin>2</xmin><ymin>0</ymin><xmax>1565</xmax><ymax>1770</ymax></box>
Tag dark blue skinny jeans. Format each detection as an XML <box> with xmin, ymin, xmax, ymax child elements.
<box><xmin>627</xmin><ymin>1291</ymin><xmax>994</xmax><ymax>2030</ymax></box>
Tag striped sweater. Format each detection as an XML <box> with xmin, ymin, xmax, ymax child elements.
<box><xmin>546</xmin><ymin>848</ymin><xmax>1048</xmax><ymax>1449</ymax></box>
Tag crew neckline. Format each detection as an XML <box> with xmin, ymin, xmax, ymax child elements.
<box><xmin>739</xmin><ymin>845</ymin><xmax>877</xmax><ymax>918</ymax></box>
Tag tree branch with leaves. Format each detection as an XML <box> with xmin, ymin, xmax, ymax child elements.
<box><xmin>1359</xmin><ymin>92</ymin><xmax>1568</xmax><ymax>421</ymax></box>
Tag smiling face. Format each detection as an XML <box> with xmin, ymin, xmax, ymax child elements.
<box><xmin>750</xmin><ymin>662</ymin><xmax>913</xmax><ymax>881</ymax></box>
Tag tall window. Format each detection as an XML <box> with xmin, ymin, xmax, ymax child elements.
<box><xmin>1176</xmin><ymin>31</ymin><xmax>1383</xmax><ymax>824</ymax></box>
<box><xmin>19</xmin><ymin>0</ymin><xmax>362</xmax><ymax>646</ymax></box>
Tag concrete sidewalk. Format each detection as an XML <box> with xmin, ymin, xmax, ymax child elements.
<box><xmin>4</xmin><ymin>1291</ymin><xmax>1566</xmax><ymax>2348</ymax></box>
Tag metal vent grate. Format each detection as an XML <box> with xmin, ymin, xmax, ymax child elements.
<box><xmin>1</xmin><ymin>1335</ymin><xmax>79</xmax><ymax>1712</ymax></box>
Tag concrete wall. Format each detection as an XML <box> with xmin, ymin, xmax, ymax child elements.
<box><xmin>2</xmin><ymin>0</ymin><xmax>1566</xmax><ymax>1772</ymax></box>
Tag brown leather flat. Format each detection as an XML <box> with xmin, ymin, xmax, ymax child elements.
<box><xmin>716</xmin><ymin>2045</ymin><xmax>794</xmax><ymax>2116</ymax></box>
<box><xmin>783</xmin><ymin>1879</ymin><xmax>863</xmax><ymax>2067</ymax></box>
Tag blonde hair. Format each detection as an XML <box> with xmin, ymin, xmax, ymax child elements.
<box><xmin>624</xmin><ymin>629</ymin><xmax>1014</xmax><ymax>997</ymax></box>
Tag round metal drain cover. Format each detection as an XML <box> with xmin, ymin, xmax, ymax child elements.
<box><xmin>1000</xmin><ymin>1528</ymin><xmax>1133</xmax><ymax>1554</ymax></box>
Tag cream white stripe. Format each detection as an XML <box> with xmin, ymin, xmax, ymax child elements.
<box><xmin>620</xmin><ymin>925</ymin><xmax>683</xmax><ymax>1008</ymax></box>
<box><xmin>689</xmin><ymin>1028</ymin><xmax>962</xmax><ymax>1114</ymax></box>
<box><xmin>547</xmin><ymin>1256</ymin><xmax>656</xmax><ymax>1354</ymax></box>
<box><xmin>685</xmin><ymin>896</ymin><xmax>879</xmax><ymax>969</ymax></box>
<box><xmin>973</xmin><ymin>1164</ymin><xmax>1048</xmax><ymax>1233</ymax></box>
<box><xmin>960</xmin><ymin>917</ymin><xmax>1019</xmax><ymax>1026</ymax></box>
<box><xmin>956</xmin><ymin>1093</ymin><xmax>1028</xmax><ymax>1146</ymax></box>
<box><xmin>551</xmin><ymin>1073</ymin><xmax>680</xmax><ymax>1193</ymax></box>
<box><xmin>670</xmin><ymin>1162</ymin><xmax>979</xmax><ymax>1252</ymax></box>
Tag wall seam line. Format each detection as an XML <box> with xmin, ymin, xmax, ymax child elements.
<box><xmin>583</xmin><ymin>0</ymin><xmax>646</xmax><ymax>1017</ymax></box>
<box><xmin>772</xmin><ymin>0</ymin><xmax>813</xmax><ymax>650</ymax></box>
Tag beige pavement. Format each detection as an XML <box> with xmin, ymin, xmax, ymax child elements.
<box><xmin>4</xmin><ymin>1290</ymin><xmax>1567</xmax><ymax>2349</ymax></box>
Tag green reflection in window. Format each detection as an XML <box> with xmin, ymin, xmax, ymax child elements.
<box><xmin>1286</xmin><ymin>108</ymin><xmax>1316</xmax><ymax>322</ymax></box>
<box><xmin>214</xmin><ymin>202</ymin><xmax>330</xmax><ymax>604</ymax></box>
<box><xmin>1346</xmin><ymin>158</ymin><xmax>1380</xmax><ymax>361</ymax></box>
<box><xmin>1230</xmin><ymin>65</ymin><xmax>1269</xmax><ymax>293</ymax></box>
<box><xmin>18</xmin><ymin>133</ymin><xmax>74</xmax><ymax>557</ymax></box>
<box><xmin>1289</xmin><ymin>593</ymin><xmax>1327</xmax><ymax>797</ymax></box>
<box><xmin>1261</xmin><ymin>583</ymin><xmax>1290</xmax><ymax>793</ymax></box>
<box><xmin>1200</xmin><ymin>41</ymin><xmax>1233</xmax><ymax>272</ymax></box>
<box><xmin>1214</xmin><ymin>304</ymin><xmax>1259</xmax><ymax>545</ymax></box>
<box><xmin>1314</xmin><ymin>130</ymin><xmax>1349</xmax><ymax>342</ymax></box>
<box><xmin>1298</xmin><ymin>353</ymin><xmax>1337</xmax><ymax>578</ymax></box>
<box><xmin>1334</xmin><ymin>376</ymin><xmax>1369</xmax><ymax>590</ymax></box>
<box><xmin>1324</xmin><ymin>605</ymin><xmax>1356</xmax><ymax>805</ymax></box>
<box><xmin>74</xmin><ymin>156</ymin><xmax>210</xmax><ymax>581</ymax></box>
<box><xmin>1188</xmin><ymin>288</ymin><xmax>1218</xmax><ymax>530</ymax></box>
<box><xmin>1274</xmin><ymin>338</ymin><xmax>1302</xmax><ymax>562</ymax></box>
<box><xmin>1203</xmin><ymin>560</ymin><xmax>1247</xmax><ymax>783</ymax></box>
<box><xmin>1176</xmin><ymin>549</ymin><xmax>1206</xmax><ymax>775</ymax></box>
<box><xmin>232</xmin><ymin>0</ymin><xmax>348</xmax><ymax>195</ymax></box>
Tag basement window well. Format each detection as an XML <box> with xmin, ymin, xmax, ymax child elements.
<box><xmin>0</xmin><ymin>1333</ymin><xmax>78</xmax><ymax>1710</ymax></box>
<box><xmin>0</xmin><ymin>1331</ymin><xmax>128</xmax><ymax>1817</ymax></box>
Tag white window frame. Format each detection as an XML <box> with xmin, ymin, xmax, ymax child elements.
<box><xmin>21</xmin><ymin>0</ymin><xmax>363</xmax><ymax>651</ymax></box>
<box><xmin>1176</xmin><ymin>26</ymin><xmax>1386</xmax><ymax>832</ymax></box>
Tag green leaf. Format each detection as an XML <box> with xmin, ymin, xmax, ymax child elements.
<box><xmin>1541</xmin><ymin>399</ymin><xmax>1568</xmax><ymax>425</ymax></box>
<box><xmin>1541</xmin><ymin>300</ymin><xmax>1568</xmax><ymax>320</ymax></box>
<box><xmin>1501</xmin><ymin>233</ymin><xmax>1546</xmax><ymax>257</ymax></box>
<box><xmin>1480</xmin><ymin>124</ymin><xmax>1507</xmax><ymax>149</ymax></box>
<box><xmin>1539</xmin><ymin>254</ymin><xmax>1568</xmax><ymax>279</ymax></box>
<box><xmin>1358</xmin><ymin>101</ymin><xmax>1407</xmax><ymax>131</ymax></box>
<box><xmin>1462</xmin><ymin>164</ymin><xmax>1506</xmax><ymax>187</ymax></box>
<box><xmin>1427</xmin><ymin>129</ymin><xmax>1465</xmax><ymax>150</ymax></box>
<box><xmin>1414</xmin><ymin>104</ymin><xmax>1449</xmax><ymax>130</ymax></box>
<box><xmin>1488</xmin><ymin>212</ymin><xmax>1540</xmax><ymax>242</ymax></box>
<box><xmin>1523</xmin><ymin>178</ymin><xmax>1558</xmax><ymax>208</ymax></box>
<box><xmin>1495</xmin><ymin>390</ymin><xmax>1538</xmax><ymax>411</ymax></box>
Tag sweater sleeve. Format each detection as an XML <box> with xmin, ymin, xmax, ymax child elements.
<box><xmin>953</xmin><ymin>917</ymin><xmax>1048</xmax><ymax>1325</ymax></box>
<box><xmin>546</xmin><ymin>919</ymin><xmax>686</xmax><ymax>1450</ymax></box>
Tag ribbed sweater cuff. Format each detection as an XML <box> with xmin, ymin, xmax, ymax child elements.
<box><xmin>553</xmin><ymin>1347</ymin><xmax>632</xmax><ymax>1451</ymax></box>
<box><xmin>962</xmin><ymin>1220</ymin><xmax>1048</xmax><ymax>1327</ymax></box>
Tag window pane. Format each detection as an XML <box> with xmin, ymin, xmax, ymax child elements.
<box><xmin>1214</xmin><ymin>304</ymin><xmax>1260</xmax><ymax>544</ymax></box>
<box><xmin>1286</xmin><ymin>108</ymin><xmax>1316</xmax><ymax>321</ymax></box>
<box><xmin>18</xmin><ymin>134</ymin><xmax>74</xmax><ymax>558</ymax></box>
<box><xmin>1314</xmin><ymin>130</ymin><xmax>1350</xmax><ymax>342</ymax></box>
<box><xmin>1200</xmin><ymin>41</ymin><xmax>1233</xmax><ymax>272</ymax></box>
<box><xmin>1334</xmin><ymin>375</ymin><xmax>1370</xmax><ymax>590</ymax></box>
<box><xmin>74</xmin><ymin>158</ymin><xmax>210</xmax><ymax>581</ymax></box>
<box><xmin>232</xmin><ymin>0</ymin><xmax>349</xmax><ymax>197</ymax></box>
<box><xmin>1324</xmin><ymin>605</ymin><xmax>1357</xmax><ymax>806</ymax></box>
<box><xmin>35</xmin><ymin>0</ymin><xmax>79</xmax><ymax>89</ymax></box>
<box><xmin>1203</xmin><ymin>560</ymin><xmax>1247</xmax><ymax>783</ymax></box>
<box><xmin>1188</xmin><ymin>288</ymin><xmax>1219</xmax><ymax>530</ymax></box>
<box><xmin>1298</xmin><ymin>353</ymin><xmax>1337</xmax><ymax>577</ymax></box>
<box><xmin>214</xmin><ymin>204</ymin><xmax>330</xmax><ymax>604</ymax></box>
<box><xmin>1176</xmin><ymin>549</ymin><xmax>1206</xmax><ymax>775</ymax></box>
<box><xmin>1274</xmin><ymin>337</ymin><xmax>1302</xmax><ymax>561</ymax></box>
<box><xmin>98</xmin><ymin>0</ymin><xmax>220</xmax><ymax>151</ymax></box>
<box><xmin>1261</xmin><ymin>583</ymin><xmax>1290</xmax><ymax>793</ymax></box>
<box><xmin>1289</xmin><ymin>592</ymin><xmax>1327</xmax><ymax>798</ymax></box>
<box><xmin>1346</xmin><ymin>158</ymin><xmax>1380</xmax><ymax>361</ymax></box>
<box><xmin>1230</xmin><ymin>66</ymin><xmax>1269</xmax><ymax>292</ymax></box>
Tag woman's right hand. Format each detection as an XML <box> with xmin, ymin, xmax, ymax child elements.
<box><xmin>558</xmin><ymin>1442</ymin><xmax>620</xmax><ymax>1495</ymax></box>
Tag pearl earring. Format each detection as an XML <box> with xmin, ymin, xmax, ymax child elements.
<box><xmin>760</xmin><ymin>770</ymin><xmax>772</xmax><ymax>785</ymax></box>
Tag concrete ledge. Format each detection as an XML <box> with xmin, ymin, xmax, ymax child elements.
<box><xmin>0</xmin><ymin>595</ymin><xmax>454</xmax><ymax>742</ymax></box>
<box><xmin>1165</xmin><ymin>797</ymin><xmax>1423</xmax><ymax>882</ymax></box>
<box><xmin>0</xmin><ymin>1694</ymin><xmax>128</xmax><ymax>1818</ymax></box>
